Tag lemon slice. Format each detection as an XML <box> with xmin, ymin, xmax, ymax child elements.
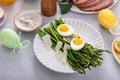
<box><xmin>0</xmin><ymin>8</ymin><xmax>4</xmax><ymax>19</ymax></box>
<box><xmin>98</xmin><ymin>9</ymin><xmax>116</xmax><ymax>29</ymax></box>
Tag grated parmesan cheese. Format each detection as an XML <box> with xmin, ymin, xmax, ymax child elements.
<box><xmin>18</xmin><ymin>16</ymin><xmax>36</xmax><ymax>28</ymax></box>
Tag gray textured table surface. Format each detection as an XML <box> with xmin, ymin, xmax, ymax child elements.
<box><xmin>0</xmin><ymin>0</ymin><xmax>120</xmax><ymax>80</ymax></box>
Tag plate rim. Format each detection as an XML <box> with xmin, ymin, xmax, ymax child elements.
<box><xmin>71</xmin><ymin>0</ymin><xmax>118</xmax><ymax>14</ymax></box>
<box><xmin>33</xmin><ymin>18</ymin><xmax>104</xmax><ymax>73</ymax></box>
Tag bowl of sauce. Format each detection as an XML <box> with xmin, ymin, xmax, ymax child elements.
<box><xmin>112</xmin><ymin>37</ymin><xmax>120</xmax><ymax>64</ymax></box>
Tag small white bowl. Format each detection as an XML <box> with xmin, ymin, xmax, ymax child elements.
<box><xmin>112</xmin><ymin>37</ymin><xmax>120</xmax><ymax>64</ymax></box>
<box><xmin>0</xmin><ymin>8</ymin><xmax>6</xmax><ymax>27</ymax></box>
<box><xmin>14</xmin><ymin>9</ymin><xmax>43</xmax><ymax>32</ymax></box>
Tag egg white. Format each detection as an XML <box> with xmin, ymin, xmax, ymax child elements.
<box><xmin>71</xmin><ymin>38</ymin><xmax>85</xmax><ymax>50</ymax></box>
<box><xmin>57</xmin><ymin>24</ymin><xmax>74</xmax><ymax>36</ymax></box>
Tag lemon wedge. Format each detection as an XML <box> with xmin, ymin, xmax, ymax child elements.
<box><xmin>98</xmin><ymin>9</ymin><xmax>116</xmax><ymax>29</ymax></box>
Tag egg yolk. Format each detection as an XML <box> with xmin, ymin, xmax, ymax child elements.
<box><xmin>59</xmin><ymin>24</ymin><xmax>69</xmax><ymax>32</ymax></box>
<box><xmin>73</xmin><ymin>38</ymin><xmax>83</xmax><ymax>45</ymax></box>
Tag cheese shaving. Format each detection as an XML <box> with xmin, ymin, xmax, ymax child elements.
<box><xmin>42</xmin><ymin>34</ymin><xmax>52</xmax><ymax>51</ymax></box>
<box><xmin>55</xmin><ymin>41</ymin><xmax>63</xmax><ymax>51</ymax></box>
<box><xmin>54</xmin><ymin>43</ymin><xmax>70</xmax><ymax>63</ymax></box>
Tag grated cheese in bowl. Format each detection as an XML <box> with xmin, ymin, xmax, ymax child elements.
<box><xmin>14</xmin><ymin>9</ymin><xmax>43</xmax><ymax>32</ymax></box>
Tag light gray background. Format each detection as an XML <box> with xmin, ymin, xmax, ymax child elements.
<box><xmin>0</xmin><ymin>0</ymin><xmax>120</xmax><ymax>80</ymax></box>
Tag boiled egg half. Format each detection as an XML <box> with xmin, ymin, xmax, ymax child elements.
<box><xmin>57</xmin><ymin>24</ymin><xmax>73</xmax><ymax>36</ymax></box>
<box><xmin>71</xmin><ymin>38</ymin><xmax>85</xmax><ymax>50</ymax></box>
<box><xmin>0</xmin><ymin>8</ymin><xmax>4</xmax><ymax>19</ymax></box>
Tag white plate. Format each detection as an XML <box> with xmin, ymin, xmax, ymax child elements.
<box><xmin>33</xmin><ymin>18</ymin><xmax>104</xmax><ymax>73</ymax></box>
<box><xmin>71</xmin><ymin>0</ymin><xmax>118</xmax><ymax>14</ymax></box>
